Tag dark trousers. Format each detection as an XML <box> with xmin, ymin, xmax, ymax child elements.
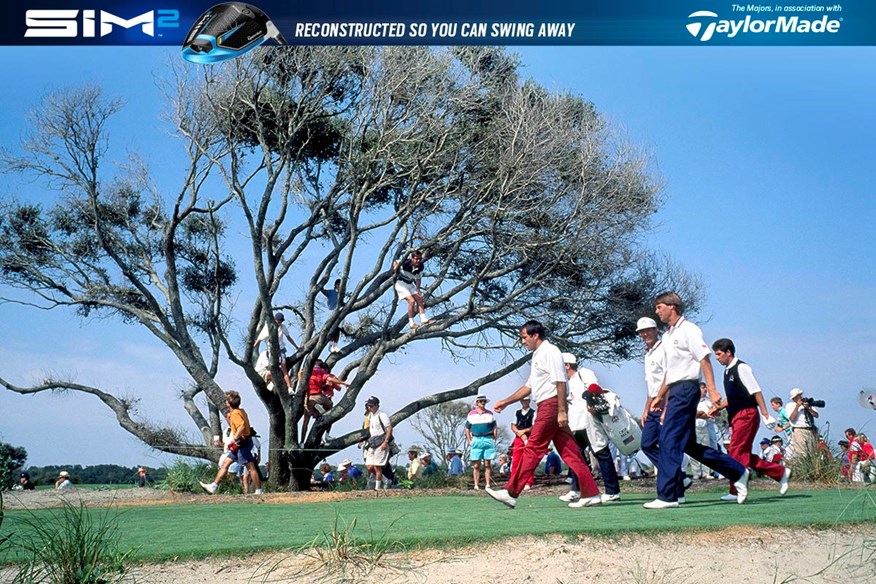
<box><xmin>657</xmin><ymin>380</ymin><xmax>745</xmax><ymax>502</ymax></box>
<box><xmin>569</xmin><ymin>430</ymin><xmax>620</xmax><ymax>495</ymax></box>
<box><xmin>642</xmin><ymin>410</ymin><xmax>686</xmax><ymax>499</ymax></box>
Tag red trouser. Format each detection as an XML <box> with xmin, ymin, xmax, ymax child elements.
<box><xmin>505</xmin><ymin>397</ymin><xmax>598</xmax><ymax>498</ymax></box>
<box><xmin>509</xmin><ymin>436</ymin><xmax>534</xmax><ymax>487</ymax></box>
<box><xmin>728</xmin><ymin>406</ymin><xmax>786</xmax><ymax>494</ymax></box>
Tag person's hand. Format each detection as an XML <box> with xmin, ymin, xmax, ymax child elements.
<box><xmin>762</xmin><ymin>415</ymin><xmax>777</xmax><ymax>429</ymax></box>
<box><xmin>557</xmin><ymin>411</ymin><xmax>569</xmax><ymax>428</ymax></box>
<box><xmin>494</xmin><ymin>400</ymin><xmax>507</xmax><ymax>413</ymax></box>
<box><xmin>380</xmin><ymin>442</ymin><xmax>388</xmax><ymax>451</ymax></box>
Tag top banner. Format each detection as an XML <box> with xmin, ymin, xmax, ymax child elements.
<box><xmin>5</xmin><ymin>1</ymin><xmax>876</xmax><ymax>47</ymax></box>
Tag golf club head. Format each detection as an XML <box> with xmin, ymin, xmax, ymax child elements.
<box><xmin>181</xmin><ymin>2</ymin><xmax>286</xmax><ymax>64</ymax></box>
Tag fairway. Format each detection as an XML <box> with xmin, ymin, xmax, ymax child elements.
<box><xmin>3</xmin><ymin>487</ymin><xmax>874</xmax><ymax>563</ymax></box>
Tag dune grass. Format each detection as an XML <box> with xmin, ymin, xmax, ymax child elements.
<box><xmin>2</xmin><ymin>487</ymin><xmax>874</xmax><ymax>564</ymax></box>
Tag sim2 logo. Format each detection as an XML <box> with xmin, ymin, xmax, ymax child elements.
<box><xmin>686</xmin><ymin>10</ymin><xmax>841</xmax><ymax>42</ymax></box>
<box><xmin>25</xmin><ymin>8</ymin><xmax>180</xmax><ymax>38</ymax></box>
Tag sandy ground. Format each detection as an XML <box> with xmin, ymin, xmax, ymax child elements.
<box><xmin>3</xmin><ymin>486</ymin><xmax>875</xmax><ymax>583</ymax></box>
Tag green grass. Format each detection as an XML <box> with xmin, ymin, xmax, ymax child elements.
<box><xmin>2</xmin><ymin>487</ymin><xmax>874</xmax><ymax>564</ymax></box>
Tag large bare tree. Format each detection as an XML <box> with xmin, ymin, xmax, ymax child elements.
<box><xmin>0</xmin><ymin>47</ymin><xmax>699</xmax><ymax>489</ymax></box>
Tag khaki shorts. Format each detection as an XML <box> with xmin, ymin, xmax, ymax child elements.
<box><xmin>306</xmin><ymin>393</ymin><xmax>333</xmax><ymax>416</ymax></box>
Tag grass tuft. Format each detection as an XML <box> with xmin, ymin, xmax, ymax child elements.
<box><xmin>7</xmin><ymin>498</ymin><xmax>135</xmax><ymax>583</ymax></box>
<box><xmin>252</xmin><ymin>511</ymin><xmax>407</xmax><ymax>583</ymax></box>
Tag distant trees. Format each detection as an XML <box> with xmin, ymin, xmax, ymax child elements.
<box><xmin>20</xmin><ymin>465</ymin><xmax>167</xmax><ymax>487</ymax></box>
<box><xmin>0</xmin><ymin>46</ymin><xmax>701</xmax><ymax>490</ymax></box>
<box><xmin>0</xmin><ymin>442</ymin><xmax>28</xmax><ymax>491</ymax></box>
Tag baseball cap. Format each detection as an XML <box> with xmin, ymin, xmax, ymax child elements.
<box><xmin>636</xmin><ymin>317</ymin><xmax>658</xmax><ymax>331</ymax></box>
<box><xmin>561</xmin><ymin>352</ymin><xmax>577</xmax><ymax>365</ymax></box>
<box><xmin>274</xmin><ymin>312</ymin><xmax>284</xmax><ymax>321</ymax></box>
<box><xmin>20</xmin><ymin>472</ymin><xmax>29</xmax><ymax>479</ymax></box>
<box><xmin>587</xmin><ymin>383</ymin><xmax>605</xmax><ymax>396</ymax></box>
<box><xmin>366</xmin><ymin>395</ymin><xmax>380</xmax><ymax>406</ymax></box>
<box><xmin>789</xmin><ymin>388</ymin><xmax>803</xmax><ymax>399</ymax></box>
<box><xmin>759</xmin><ymin>438</ymin><xmax>771</xmax><ymax>446</ymax></box>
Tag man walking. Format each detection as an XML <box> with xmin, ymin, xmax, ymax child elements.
<box><xmin>363</xmin><ymin>395</ymin><xmax>393</xmax><ymax>493</ymax></box>
<box><xmin>712</xmin><ymin>338</ymin><xmax>791</xmax><ymax>500</ymax></box>
<box><xmin>486</xmin><ymin>320</ymin><xmax>601</xmax><ymax>509</ymax></box>
<box><xmin>646</xmin><ymin>292</ymin><xmax>749</xmax><ymax>508</ymax></box>
<box><xmin>560</xmin><ymin>353</ymin><xmax>621</xmax><ymax>506</ymax></box>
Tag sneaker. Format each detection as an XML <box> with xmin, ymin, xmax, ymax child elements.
<box><xmin>420</xmin><ymin>318</ymin><xmax>431</xmax><ymax>325</ymax></box>
<box><xmin>622</xmin><ymin>475</ymin><xmax>632</xmax><ymax>481</ymax></box>
<box><xmin>322</xmin><ymin>434</ymin><xmax>334</xmax><ymax>444</ymax></box>
<box><xmin>677</xmin><ymin>496</ymin><xmax>686</xmax><ymax>505</ymax></box>
<box><xmin>409</xmin><ymin>323</ymin><xmax>418</xmax><ymax>331</ymax></box>
<box><xmin>329</xmin><ymin>343</ymin><xmax>340</xmax><ymax>353</ymax></box>
<box><xmin>523</xmin><ymin>485</ymin><xmax>531</xmax><ymax>491</ymax></box>
<box><xmin>779</xmin><ymin>468</ymin><xmax>792</xmax><ymax>495</ymax></box>
<box><xmin>600</xmin><ymin>493</ymin><xmax>621</xmax><ymax>503</ymax></box>
<box><xmin>704</xmin><ymin>474</ymin><xmax>715</xmax><ymax>480</ymax></box>
<box><xmin>733</xmin><ymin>469</ymin><xmax>750</xmax><ymax>504</ymax></box>
<box><xmin>254</xmin><ymin>489</ymin><xmax>264</xmax><ymax>495</ymax></box>
<box><xmin>720</xmin><ymin>493</ymin><xmax>738</xmax><ymax>502</ymax></box>
<box><xmin>485</xmin><ymin>487</ymin><xmax>517</xmax><ymax>508</ymax></box>
<box><xmin>474</xmin><ymin>485</ymin><xmax>480</xmax><ymax>491</ymax></box>
<box><xmin>643</xmin><ymin>499</ymin><xmax>679</xmax><ymax>509</ymax></box>
<box><xmin>569</xmin><ymin>495</ymin><xmax>602</xmax><ymax>508</ymax></box>
<box><xmin>564</xmin><ymin>477</ymin><xmax>573</xmax><ymax>484</ymax></box>
<box><xmin>682</xmin><ymin>475</ymin><xmax>693</xmax><ymax>490</ymax></box>
<box><xmin>199</xmin><ymin>481</ymin><xmax>217</xmax><ymax>495</ymax></box>
<box><xmin>559</xmin><ymin>490</ymin><xmax>580</xmax><ymax>502</ymax></box>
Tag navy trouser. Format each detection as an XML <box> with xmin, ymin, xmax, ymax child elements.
<box><xmin>657</xmin><ymin>380</ymin><xmax>745</xmax><ymax>502</ymax></box>
<box><xmin>642</xmin><ymin>410</ymin><xmax>686</xmax><ymax>499</ymax></box>
<box><xmin>570</xmin><ymin>430</ymin><xmax>620</xmax><ymax>496</ymax></box>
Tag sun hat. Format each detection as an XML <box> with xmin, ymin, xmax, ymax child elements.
<box><xmin>636</xmin><ymin>317</ymin><xmax>658</xmax><ymax>331</ymax></box>
<box><xmin>789</xmin><ymin>388</ymin><xmax>803</xmax><ymax>399</ymax></box>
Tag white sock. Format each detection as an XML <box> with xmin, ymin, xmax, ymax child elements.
<box><xmin>409</xmin><ymin>318</ymin><xmax>416</xmax><ymax>328</ymax></box>
<box><xmin>419</xmin><ymin>311</ymin><xmax>429</xmax><ymax>323</ymax></box>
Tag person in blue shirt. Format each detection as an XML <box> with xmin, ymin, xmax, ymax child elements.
<box><xmin>544</xmin><ymin>446</ymin><xmax>562</xmax><ymax>475</ymax></box>
<box><xmin>446</xmin><ymin>449</ymin><xmax>465</xmax><ymax>476</ymax></box>
<box><xmin>320</xmin><ymin>278</ymin><xmax>344</xmax><ymax>353</ymax></box>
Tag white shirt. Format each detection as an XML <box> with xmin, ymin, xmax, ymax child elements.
<box><xmin>256</xmin><ymin>323</ymin><xmax>292</xmax><ymax>350</ymax></box>
<box><xmin>526</xmin><ymin>339</ymin><xmax>569</xmax><ymax>404</ymax></box>
<box><xmin>568</xmin><ymin>367</ymin><xmax>599</xmax><ymax>431</ymax></box>
<box><xmin>661</xmin><ymin>317</ymin><xmax>711</xmax><ymax>385</ymax></box>
<box><xmin>726</xmin><ymin>357</ymin><xmax>763</xmax><ymax>396</ymax></box>
<box><xmin>783</xmin><ymin>401</ymin><xmax>817</xmax><ymax>428</ymax></box>
<box><xmin>368</xmin><ymin>409</ymin><xmax>392</xmax><ymax>437</ymax></box>
<box><xmin>644</xmin><ymin>340</ymin><xmax>666</xmax><ymax>399</ymax></box>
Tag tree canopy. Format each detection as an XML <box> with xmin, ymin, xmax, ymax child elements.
<box><xmin>0</xmin><ymin>47</ymin><xmax>700</xmax><ymax>489</ymax></box>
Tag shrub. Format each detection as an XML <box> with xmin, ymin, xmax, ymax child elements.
<box><xmin>9</xmin><ymin>500</ymin><xmax>134</xmax><ymax>583</ymax></box>
<box><xmin>159</xmin><ymin>459</ymin><xmax>241</xmax><ymax>494</ymax></box>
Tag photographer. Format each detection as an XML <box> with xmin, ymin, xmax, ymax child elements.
<box><xmin>784</xmin><ymin>388</ymin><xmax>820</xmax><ymax>457</ymax></box>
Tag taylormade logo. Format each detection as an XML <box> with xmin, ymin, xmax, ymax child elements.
<box><xmin>686</xmin><ymin>10</ymin><xmax>841</xmax><ymax>42</ymax></box>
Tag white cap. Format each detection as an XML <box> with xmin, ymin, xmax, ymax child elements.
<box><xmin>789</xmin><ymin>388</ymin><xmax>803</xmax><ymax>399</ymax></box>
<box><xmin>561</xmin><ymin>352</ymin><xmax>577</xmax><ymax>365</ymax></box>
<box><xmin>636</xmin><ymin>317</ymin><xmax>658</xmax><ymax>331</ymax></box>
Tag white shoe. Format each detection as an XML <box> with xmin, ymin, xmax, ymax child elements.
<box><xmin>474</xmin><ymin>485</ymin><xmax>480</xmax><ymax>491</ymax></box>
<box><xmin>677</xmin><ymin>496</ymin><xmax>686</xmax><ymax>504</ymax></box>
<box><xmin>779</xmin><ymin>468</ymin><xmax>791</xmax><ymax>495</ymax></box>
<box><xmin>564</xmin><ymin>477</ymin><xmax>573</xmax><ymax>484</ymax></box>
<box><xmin>523</xmin><ymin>485</ymin><xmax>531</xmax><ymax>491</ymax></box>
<box><xmin>329</xmin><ymin>344</ymin><xmax>340</xmax><ymax>353</ymax></box>
<box><xmin>322</xmin><ymin>434</ymin><xmax>334</xmax><ymax>443</ymax></box>
<box><xmin>559</xmin><ymin>490</ymin><xmax>580</xmax><ymax>502</ymax></box>
<box><xmin>734</xmin><ymin>469</ymin><xmax>750</xmax><ymax>504</ymax></box>
<box><xmin>643</xmin><ymin>499</ymin><xmax>678</xmax><ymax>509</ymax></box>
<box><xmin>600</xmin><ymin>493</ymin><xmax>621</xmax><ymax>503</ymax></box>
<box><xmin>254</xmin><ymin>489</ymin><xmax>264</xmax><ymax>495</ymax></box>
<box><xmin>420</xmin><ymin>318</ymin><xmax>431</xmax><ymax>325</ymax></box>
<box><xmin>622</xmin><ymin>475</ymin><xmax>632</xmax><ymax>481</ymax></box>
<box><xmin>720</xmin><ymin>493</ymin><xmax>738</xmax><ymax>502</ymax></box>
<box><xmin>569</xmin><ymin>495</ymin><xmax>602</xmax><ymax>508</ymax></box>
<box><xmin>199</xmin><ymin>481</ymin><xmax>217</xmax><ymax>495</ymax></box>
<box><xmin>485</xmin><ymin>487</ymin><xmax>517</xmax><ymax>508</ymax></box>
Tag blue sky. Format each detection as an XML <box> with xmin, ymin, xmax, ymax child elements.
<box><xmin>0</xmin><ymin>46</ymin><xmax>874</xmax><ymax>470</ymax></box>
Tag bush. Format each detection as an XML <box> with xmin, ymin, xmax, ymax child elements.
<box><xmin>159</xmin><ymin>459</ymin><xmax>241</xmax><ymax>494</ymax></box>
<box><xmin>9</xmin><ymin>500</ymin><xmax>134</xmax><ymax>584</ymax></box>
<box><xmin>788</xmin><ymin>440</ymin><xmax>843</xmax><ymax>484</ymax></box>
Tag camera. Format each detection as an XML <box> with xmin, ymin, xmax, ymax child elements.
<box><xmin>801</xmin><ymin>397</ymin><xmax>826</xmax><ymax>408</ymax></box>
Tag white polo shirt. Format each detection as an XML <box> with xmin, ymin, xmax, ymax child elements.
<box><xmin>568</xmin><ymin>367</ymin><xmax>599</xmax><ymax>431</ymax></box>
<box><xmin>526</xmin><ymin>339</ymin><xmax>569</xmax><ymax>404</ymax></box>
<box><xmin>643</xmin><ymin>340</ymin><xmax>666</xmax><ymax>399</ymax></box>
<box><xmin>661</xmin><ymin>317</ymin><xmax>711</xmax><ymax>385</ymax></box>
